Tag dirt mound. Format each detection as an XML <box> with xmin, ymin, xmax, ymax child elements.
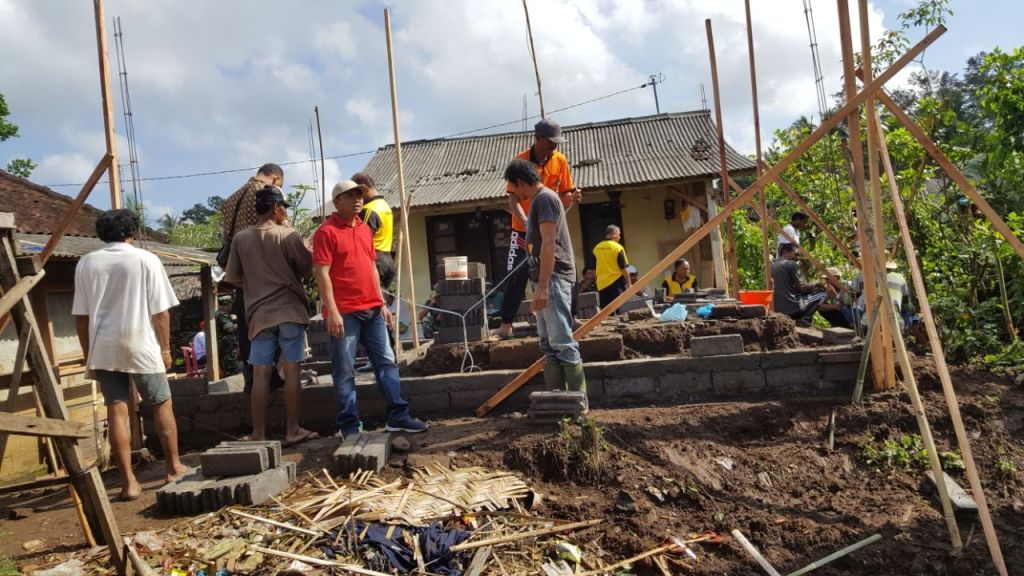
<box><xmin>620</xmin><ymin>315</ymin><xmax>801</xmax><ymax>356</ymax></box>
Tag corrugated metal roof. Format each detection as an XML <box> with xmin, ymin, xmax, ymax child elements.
<box><xmin>16</xmin><ymin>233</ymin><xmax>215</xmax><ymax>266</ymax></box>
<box><xmin>363</xmin><ymin>111</ymin><xmax>756</xmax><ymax>208</ymax></box>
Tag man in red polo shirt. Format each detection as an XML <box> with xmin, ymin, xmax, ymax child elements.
<box><xmin>312</xmin><ymin>180</ymin><xmax>427</xmax><ymax>439</ymax></box>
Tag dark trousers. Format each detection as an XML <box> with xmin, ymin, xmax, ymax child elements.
<box><xmin>598</xmin><ymin>277</ymin><xmax>627</xmax><ymax>312</ymax></box>
<box><xmin>376</xmin><ymin>252</ymin><xmax>396</xmax><ymax>304</ymax></box>
<box><xmin>819</xmin><ymin>308</ymin><xmax>850</xmax><ymax>328</ymax></box>
<box><xmin>497</xmin><ymin>232</ymin><xmax>529</xmax><ymax>324</ymax></box>
<box><xmin>235</xmin><ymin>294</ymin><xmax>285</xmax><ymax>393</ymax></box>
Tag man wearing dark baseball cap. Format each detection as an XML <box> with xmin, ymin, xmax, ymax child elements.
<box><xmin>224</xmin><ymin>184</ymin><xmax>316</xmax><ymax>445</ymax></box>
<box><xmin>492</xmin><ymin>118</ymin><xmax>581</xmax><ymax>341</ymax></box>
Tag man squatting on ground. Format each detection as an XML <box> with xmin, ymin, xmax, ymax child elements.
<box><xmin>492</xmin><ymin>118</ymin><xmax>579</xmax><ymax>341</ymax></box>
<box><xmin>220</xmin><ymin>163</ymin><xmax>287</xmax><ymax>391</ymax></box>
<box><xmin>504</xmin><ymin>159</ymin><xmax>587</xmax><ymax>393</ymax></box>
<box><xmin>73</xmin><ymin>209</ymin><xmax>188</xmax><ymax>500</ymax></box>
<box><xmin>224</xmin><ymin>186</ymin><xmax>318</xmax><ymax>445</ymax></box>
<box><xmin>313</xmin><ymin>180</ymin><xmax>428</xmax><ymax>438</ymax></box>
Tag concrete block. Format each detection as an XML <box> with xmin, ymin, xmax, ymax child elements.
<box><xmin>207</xmin><ymin>374</ymin><xmax>245</xmax><ymax>394</ymax></box>
<box><xmin>759</xmin><ymin>349</ymin><xmax>821</xmax><ymax>369</ymax></box>
<box><xmin>708</xmin><ymin>303</ymin><xmax>743</xmax><ymax>319</ymax></box>
<box><xmin>440</xmin><ymin>278</ymin><xmax>485</xmax><ymax>296</ymax></box>
<box><xmin>712</xmin><ymin>369</ymin><xmax>766</xmax><ymax>392</ymax></box>
<box><xmin>604</xmin><ymin>376</ymin><xmax>657</xmax><ymax>398</ymax></box>
<box><xmin>194</xmin><ymin>410</ymin><xmax>242</xmax><ymax>435</ymax></box>
<box><xmin>577</xmin><ymin>306</ymin><xmax>599</xmax><ymax>320</ymax></box>
<box><xmin>438</xmin><ymin>295</ymin><xmax>486</xmax><ymax>312</ymax></box>
<box><xmin>690</xmin><ymin>334</ymin><xmax>744</xmax><ymax>357</ymax></box>
<box><xmin>796</xmin><ymin>326</ymin><xmax>824</xmax><ymax>346</ymax></box>
<box><xmin>822</xmin><ymin>327</ymin><xmax>856</xmax><ymax>345</ymax></box>
<box><xmin>236</xmin><ymin>467</ymin><xmax>291</xmax><ymax>506</ymax></box>
<box><xmin>580</xmin><ymin>334</ymin><xmax>623</xmax><ymax>362</ymax></box>
<box><xmin>435</xmin><ymin>325</ymin><xmax>488</xmax><ymax>344</ymax></box>
<box><xmin>170</xmin><ymin>377</ymin><xmax>208</xmax><ymax>397</ymax></box>
<box><xmin>439</xmin><ymin>309</ymin><xmax>487</xmax><ymax>327</ymax></box>
<box><xmin>334</xmin><ymin>431</ymin><xmax>391</xmax><ymax>475</ymax></box>
<box><xmin>489</xmin><ymin>338</ymin><xmax>541</xmax><ymax>370</ymax></box>
<box><xmin>577</xmin><ymin>292</ymin><xmax>599</xmax><ymax>309</ymax></box>
<box><xmin>529</xmin><ymin>391</ymin><xmax>588</xmax><ymax>415</ymax></box>
<box><xmin>284</xmin><ymin>460</ymin><xmax>297</xmax><ymax>483</ymax></box>
<box><xmin>217</xmin><ymin>440</ymin><xmax>282</xmax><ymax>469</ymax></box>
<box><xmin>765</xmin><ymin>365</ymin><xmax>821</xmax><ymax>390</ymax></box>
<box><xmin>823</xmin><ymin>362</ymin><xmax>859</xmax><ymax>386</ymax></box>
<box><xmin>819</xmin><ymin>350</ymin><xmax>863</xmax><ymax>364</ymax></box>
<box><xmin>660</xmin><ymin>371</ymin><xmax>713</xmax><ymax>399</ymax></box>
<box><xmin>739</xmin><ymin>304</ymin><xmax>768</xmax><ymax>319</ymax></box>
<box><xmin>201</xmin><ymin>446</ymin><xmax>269</xmax><ymax>477</ymax></box>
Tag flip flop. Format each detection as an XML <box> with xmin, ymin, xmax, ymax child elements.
<box><xmin>283</xmin><ymin>430</ymin><xmax>320</xmax><ymax>448</ymax></box>
<box><xmin>485</xmin><ymin>333</ymin><xmax>511</xmax><ymax>343</ymax></box>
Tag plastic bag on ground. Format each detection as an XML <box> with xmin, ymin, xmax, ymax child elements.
<box><xmin>659</xmin><ymin>303</ymin><xmax>688</xmax><ymax>322</ymax></box>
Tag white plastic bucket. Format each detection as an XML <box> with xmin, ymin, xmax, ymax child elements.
<box><xmin>443</xmin><ymin>256</ymin><xmax>468</xmax><ymax>279</ymax></box>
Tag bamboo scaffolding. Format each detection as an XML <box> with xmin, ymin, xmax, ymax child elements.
<box><xmin>475</xmin><ymin>24</ymin><xmax>945</xmax><ymax>416</ymax></box>
<box><xmin>383</xmin><ymin>9</ymin><xmax>419</xmax><ymax>350</ymax></box>
<box><xmin>872</xmin><ymin>107</ymin><xmax>1008</xmax><ymax>575</ymax></box>
<box><xmin>744</xmin><ymin>0</ymin><xmax>772</xmax><ymax>289</ymax></box>
<box><xmin>706</xmin><ymin>19</ymin><xmax>740</xmax><ymax>296</ymax></box>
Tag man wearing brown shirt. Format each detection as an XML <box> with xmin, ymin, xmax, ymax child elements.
<box><xmin>224</xmin><ymin>186</ymin><xmax>317</xmax><ymax>445</ymax></box>
<box><xmin>221</xmin><ymin>163</ymin><xmax>285</xmax><ymax>391</ymax></box>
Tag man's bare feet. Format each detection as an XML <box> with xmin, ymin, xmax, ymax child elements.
<box><xmin>119</xmin><ymin>481</ymin><xmax>142</xmax><ymax>501</ymax></box>
<box><xmin>165</xmin><ymin>462</ymin><xmax>190</xmax><ymax>485</ymax></box>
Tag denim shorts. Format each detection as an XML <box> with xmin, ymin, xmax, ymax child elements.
<box><xmin>94</xmin><ymin>370</ymin><xmax>171</xmax><ymax>406</ymax></box>
<box><xmin>249</xmin><ymin>322</ymin><xmax>307</xmax><ymax>365</ymax></box>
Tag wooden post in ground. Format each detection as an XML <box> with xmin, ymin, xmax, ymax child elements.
<box><xmin>744</xmin><ymin>0</ymin><xmax>772</xmax><ymax>289</ymax></box>
<box><xmin>384</xmin><ymin>9</ymin><xmax>419</xmax><ymax>349</ymax></box>
<box><xmin>857</xmin><ymin>0</ymin><xmax>897</xmax><ymax>389</ymax></box>
<box><xmin>522</xmin><ymin>0</ymin><xmax>545</xmax><ymax>117</ymax></box>
<box><xmin>837</xmin><ymin>0</ymin><xmax>892</xmax><ymax>390</ymax></box>
<box><xmin>706</xmin><ymin>19</ymin><xmax>740</xmax><ymax>297</ymax></box>
<box><xmin>201</xmin><ymin>266</ymin><xmax>220</xmax><ymax>381</ymax></box>
<box><xmin>873</xmin><ymin>111</ymin><xmax>1008</xmax><ymax>575</ymax></box>
<box><xmin>92</xmin><ymin>0</ymin><xmax>120</xmax><ymax>208</ymax></box>
<box><xmin>391</xmin><ymin>223</ymin><xmax>405</xmax><ymax>348</ymax></box>
<box><xmin>473</xmin><ymin>23</ymin><xmax>945</xmax><ymax>416</ymax></box>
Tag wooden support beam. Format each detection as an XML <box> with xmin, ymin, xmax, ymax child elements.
<box><xmin>744</xmin><ymin>0</ymin><xmax>772</xmax><ymax>290</ymax></box>
<box><xmin>873</xmin><ymin>109</ymin><xmax>1008</xmax><ymax>575</ymax></box>
<box><xmin>706</xmin><ymin>19</ymin><xmax>740</xmax><ymax>297</ymax></box>
<box><xmin>774</xmin><ymin>178</ymin><xmax>860</xmax><ymax>268</ymax></box>
<box><xmin>40</xmin><ymin>154</ymin><xmax>112</xmax><ymax>266</ymax></box>
<box><xmin>201</xmin><ymin>266</ymin><xmax>220</xmax><ymax>381</ymax></box>
<box><xmin>0</xmin><ymin>270</ymin><xmax>44</xmax><ymax>321</ymax></box>
<box><xmin>0</xmin><ymin>412</ymin><xmax>91</xmax><ymax>439</ymax></box>
<box><xmin>473</xmin><ymin>24</ymin><xmax>945</xmax><ymax>416</ymax></box>
<box><xmin>384</xmin><ymin>9</ymin><xmax>419</xmax><ymax>350</ymax></box>
<box><xmin>93</xmin><ymin>0</ymin><xmax>120</xmax><ymax>208</ymax></box>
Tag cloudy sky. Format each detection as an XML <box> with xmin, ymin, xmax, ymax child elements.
<box><xmin>0</xmin><ymin>0</ymin><xmax>1019</xmax><ymax>226</ymax></box>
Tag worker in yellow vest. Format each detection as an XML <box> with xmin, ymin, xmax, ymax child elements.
<box><xmin>661</xmin><ymin>258</ymin><xmax>697</xmax><ymax>301</ymax></box>
<box><xmin>352</xmin><ymin>173</ymin><xmax>395</xmax><ymax>300</ymax></box>
<box><xmin>592</xmin><ymin>225</ymin><xmax>632</xmax><ymax>311</ymax></box>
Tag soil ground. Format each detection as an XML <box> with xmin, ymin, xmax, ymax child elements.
<box><xmin>3</xmin><ymin>358</ymin><xmax>1023</xmax><ymax>575</ymax></box>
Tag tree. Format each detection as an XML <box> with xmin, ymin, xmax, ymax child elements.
<box><xmin>157</xmin><ymin>213</ymin><xmax>179</xmax><ymax>233</ymax></box>
<box><xmin>180</xmin><ymin>202</ymin><xmax>216</xmax><ymax>225</ymax></box>
<box><xmin>5</xmin><ymin>158</ymin><xmax>36</xmax><ymax>178</ymax></box>
<box><xmin>1</xmin><ymin>91</ymin><xmax>36</xmax><ymax>179</ymax></box>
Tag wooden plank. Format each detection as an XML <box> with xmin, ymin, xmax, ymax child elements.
<box><xmin>0</xmin><ymin>473</ymin><xmax>71</xmax><ymax>496</ymax></box>
<box><xmin>0</xmin><ymin>412</ymin><xmax>91</xmax><ymax>439</ymax></box>
<box><xmin>474</xmin><ymin>23</ymin><xmax>946</xmax><ymax>417</ymax></box>
<box><xmin>201</xmin><ymin>266</ymin><xmax>220</xmax><ymax>381</ymax></box>
<box><xmin>0</xmin><ymin>271</ymin><xmax>45</xmax><ymax>320</ymax></box>
<box><xmin>0</xmin><ymin>321</ymin><xmax>32</xmax><ymax>463</ymax></box>
<box><xmin>39</xmin><ymin>154</ymin><xmax>112</xmax><ymax>266</ymax></box>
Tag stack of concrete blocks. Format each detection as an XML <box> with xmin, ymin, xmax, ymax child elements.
<box><xmin>528</xmin><ymin>390</ymin><xmax>589</xmax><ymax>420</ymax></box>
<box><xmin>435</xmin><ymin>263</ymin><xmax>488</xmax><ymax>344</ymax></box>
<box><xmin>156</xmin><ymin>440</ymin><xmax>296</xmax><ymax>515</ymax></box>
<box><xmin>689</xmin><ymin>334</ymin><xmax>745</xmax><ymax>357</ymax></box>
<box><xmin>308</xmin><ymin>316</ymin><xmax>330</xmax><ymax>362</ymax></box>
<box><xmin>333</xmin><ymin>432</ymin><xmax>392</xmax><ymax>475</ymax></box>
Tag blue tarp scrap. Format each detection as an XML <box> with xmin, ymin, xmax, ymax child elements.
<box><xmin>323</xmin><ymin>521</ymin><xmax>471</xmax><ymax>575</ymax></box>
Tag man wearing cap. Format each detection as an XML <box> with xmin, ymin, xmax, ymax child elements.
<box><xmin>220</xmin><ymin>163</ymin><xmax>287</xmax><ymax>392</ymax></box>
<box><xmin>593</xmin><ymin>225</ymin><xmax>632</xmax><ymax>312</ymax></box>
<box><xmin>351</xmin><ymin>172</ymin><xmax>396</xmax><ymax>302</ymax></box>
<box><xmin>491</xmin><ymin>118</ymin><xmax>580</xmax><ymax>341</ymax></box>
<box><xmin>224</xmin><ymin>186</ymin><xmax>317</xmax><ymax>445</ymax></box>
<box><xmin>313</xmin><ymin>180</ymin><xmax>428</xmax><ymax>438</ymax></box>
<box><xmin>505</xmin><ymin>159</ymin><xmax>587</xmax><ymax>394</ymax></box>
<box><xmin>818</xmin><ymin>267</ymin><xmax>853</xmax><ymax>328</ymax></box>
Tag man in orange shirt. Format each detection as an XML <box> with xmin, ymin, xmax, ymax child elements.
<box><xmin>491</xmin><ymin>118</ymin><xmax>580</xmax><ymax>340</ymax></box>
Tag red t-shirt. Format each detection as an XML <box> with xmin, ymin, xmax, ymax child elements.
<box><xmin>312</xmin><ymin>213</ymin><xmax>384</xmax><ymax>315</ymax></box>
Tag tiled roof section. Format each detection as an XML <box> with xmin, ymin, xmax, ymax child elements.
<box><xmin>16</xmin><ymin>233</ymin><xmax>215</xmax><ymax>266</ymax></box>
<box><xmin>0</xmin><ymin>169</ymin><xmax>104</xmax><ymax>236</ymax></box>
<box><xmin>362</xmin><ymin>111</ymin><xmax>757</xmax><ymax>208</ymax></box>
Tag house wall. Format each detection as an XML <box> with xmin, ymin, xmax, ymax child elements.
<box><xmin>399</xmin><ymin>178</ymin><xmax>720</xmax><ymax>310</ymax></box>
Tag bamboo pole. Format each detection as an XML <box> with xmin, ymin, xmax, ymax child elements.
<box><xmin>731</xmin><ymin>530</ymin><xmax>781</xmax><ymax>576</ymax></box>
<box><xmin>522</xmin><ymin>0</ymin><xmax>544</xmax><ymax>117</ymax></box>
<box><xmin>383</xmin><ymin>9</ymin><xmax>419</xmax><ymax>349</ymax></box>
<box><xmin>786</xmin><ymin>534</ymin><xmax>881</xmax><ymax>576</ymax></box>
<box><xmin>391</xmin><ymin>222</ymin><xmax>405</xmax><ymax>348</ymax></box>
<box><xmin>744</xmin><ymin>0</ymin><xmax>772</xmax><ymax>289</ymax></box>
<box><xmin>92</xmin><ymin>0</ymin><xmax>120</xmax><ymax>208</ymax></box>
<box><xmin>857</xmin><ymin>0</ymin><xmax>897</xmax><ymax>390</ymax></box>
<box><xmin>474</xmin><ymin>25</ymin><xmax>945</xmax><ymax>416</ymax></box>
<box><xmin>774</xmin><ymin>178</ymin><xmax>861</xmax><ymax>268</ymax></box>
<box><xmin>852</xmin><ymin>297</ymin><xmax>881</xmax><ymax>404</ymax></box>
<box><xmin>450</xmin><ymin>519</ymin><xmax>602</xmax><ymax>552</ymax></box>
<box><xmin>873</xmin><ymin>109</ymin><xmax>1008</xmax><ymax>574</ymax></box>
<box><xmin>315</xmin><ymin>106</ymin><xmax>326</xmax><ymax>223</ymax></box>
<box><xmin>837</xmin><ymin>0</ymin><xmax>891</xmax><ymax>390</ymax></box>
<box><xmin>876</xmin><ymin>91</ymin><xmax>1024</xmax><ymax>264</ymax></box>
<box><xmin>706</xmin><ymin>19</ymin><xmax>740</xmax><ymax>297</ymax></box>
<box><xmin>40</xmin><ymin>155</ymin><xmax>113</xmax><ymax>265</ymax></box>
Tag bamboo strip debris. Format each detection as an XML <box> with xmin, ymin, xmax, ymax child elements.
<box><xmin>450</xmin><ymin>519</ymin><xmax>602</xmax><ymax>552</ymax></box>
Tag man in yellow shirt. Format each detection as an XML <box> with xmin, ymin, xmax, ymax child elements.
<box><xmin>661</xmin><ymin>258</ymin><xmax>698</xmax><ymax>301</ymax></box>
<box><xmin>352</xmin><ymin>172</ymin><xmax>396</xmax><ymax>301</ymax></box>
<box><xmin>491</xmin><ymin>118</ymin><xmax>579</xmax><ymax>340</ymax></box>
<box><xmin>593</xmin><ymin>225</ymin><xmax>632</xmax><ymax>311</ymax></box>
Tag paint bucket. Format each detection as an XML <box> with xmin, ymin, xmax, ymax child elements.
<box><xmin>739</xmin><ymin>289</ymin><xmax>773</xmax><ymax>310</ymax></box>
<box><xmin>443</xmin><ymin>256</ymin><xmax>468</xmax><ymax>279</ymax></box>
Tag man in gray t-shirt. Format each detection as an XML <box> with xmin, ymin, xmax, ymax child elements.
<box><xmin>505</xmin><ymin>159</ymin><xmax>587</xmax><ymax>398</ymax></box>
<box><xmin>772</xmin><ymin>243</ymin><xmax>827</xmax><ymax>321</ymax></box>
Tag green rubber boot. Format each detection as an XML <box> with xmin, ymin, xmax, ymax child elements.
<box><xmin>563</xmin><ymin>362</ymin><xmax>588</xmax><ymax>395</ymax></box>
<box><xmin>543</xmin><ymin>363</ymin><xmax>566</xmax><ymax>390</ymax></box>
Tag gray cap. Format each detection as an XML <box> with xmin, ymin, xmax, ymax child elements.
<box><xmin>534</xmin><ymin>118</ymin><xmax>566</xmax><ymax>144</ymax></box>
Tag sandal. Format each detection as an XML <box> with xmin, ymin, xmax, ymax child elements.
<box><xmin>283</xmin><ymin>430</ymin><xmax>320</xmax><ymax>448</ymax></box>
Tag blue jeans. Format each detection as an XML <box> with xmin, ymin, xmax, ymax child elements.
<box><xmin>331</xmin><ymin>310</ymin><xmax>410</xmax><ymax>435</ymax></box>
<box><xmin>535</xmin><ymin>276</ymin><xmax>581</xmax><ymax>366</ymax></box>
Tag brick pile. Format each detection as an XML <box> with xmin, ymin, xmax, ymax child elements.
<box><xmin>528</xmin><ymin>390</ymin><xmax>589</xmax><ymax>420</ymax></box>
<box><xmin>333</xmin><ymin>432</ymin><xmax>392</xmax><ymax>475</ymax></box>
<box><xmin>435</xmin><ymin>277</ymin><xmax>488</xmax><ymax>344</ymax></box>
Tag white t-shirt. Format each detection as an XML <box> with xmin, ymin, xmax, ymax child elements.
<box><xmin>192</xmin><ymin>331</ymin><xmax>206</xmax><ymax>360</ymax></box>
<box><xmin>72</xmin><ymin>242</ymin><xmax>179</xmax><ymax>373</ymax></box>
<box><xmin>776</xmin><ymin>223</ymin><xmax>799</xmax><ymax>252</ymax></box>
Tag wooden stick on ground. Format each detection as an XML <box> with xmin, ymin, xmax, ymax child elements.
<box><xmin>449</xmin><ymin>519</ymin><xmax>602</xmax><ymax>552</ymax></box>
<box><xmin>873</xmin><ymin>99</ymin><xmax>1008</xmax><ymax>575</ymax></box>
<box><xmin>474</xmin><ymin>24</ymin><xmax>945</xmax><ymax>416</ymax></box>
<box><xmin>786</xmin><ymin>533</ymin><xmax>881</xmax><ymax>576</ymax></box>
<box><xmin>227</xmin><ymin>509</ymin><xmax>322</xmax><ymax>536</ymax></box>
<box><xmin>731</xmin><ymin>530</ymin><xmax>781</xmax><ymax>576</ymax></box>
<box><xmin>249</xmin><ymin>544</ymin><xmax>392</xmax><ymax>576</ymax></box>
